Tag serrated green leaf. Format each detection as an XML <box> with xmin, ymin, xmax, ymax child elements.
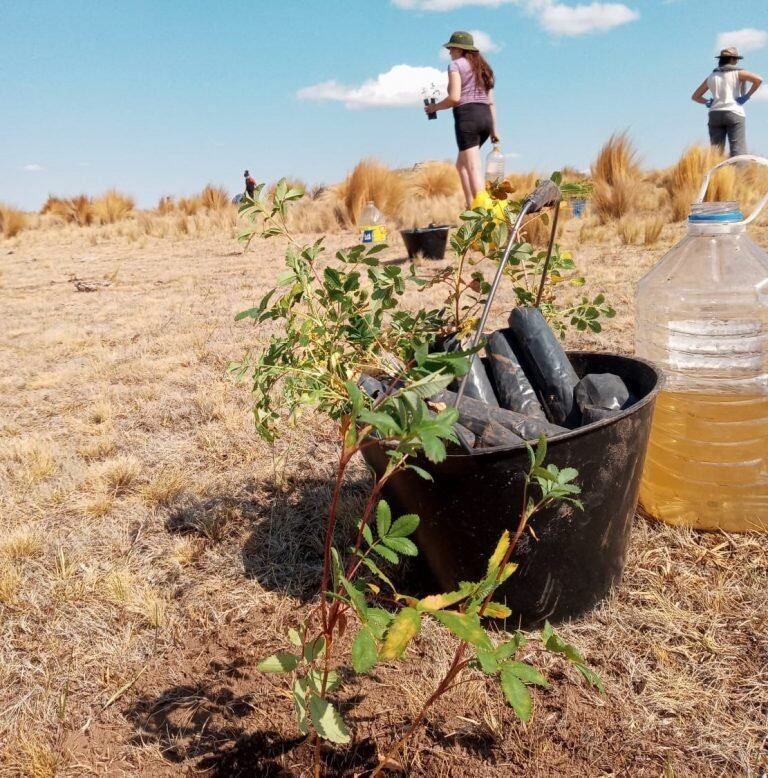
<box><xmin>389</xmin><ymin>513</ymin><xmax>420</xmax><ymax>538</ymax></box>
<box><xmin>500</xmin><ymin>666</ymin><xmax>532</xmax><ymax>721</ymax></box>
<box><xmin>576</xmin><ymin>663</ymin><xmax>605</xmax><ymax>693</ymax></box>
<box><xmin>361</xmin><ymin>523</ymin><xmax>374</xmax><ymax>546</ymax></box>
<box><xmin>418</xmin><ymin>583</ymin><xmax>474</xmax><ymax>612</ymax></box>
<box><xmin>288</xmin><ymin>628</ymin><xmax>302</xmax><ymax>647</ymax></box>
<box><xmin>372</xmin><ymin>544</ymin><xmax>399</xmax><ymax>565</ymax></box>
<box><xmin>432</xmin><ymin>610</ymin><xmax>492</xmax><ymax>649</ymax></box>
<box><xmin>257</xmin><ymin>652</ymin><xmax>300</xmax><ymax>673</ymax></box>
<box><xmin>309</xmin><ymin>696</ymin><xmax>350</xmax><ymax>744</ymax></box>
<box><xmin>408</xmin><ymin>464</ymin><xmax>433</xmax><ymax>481</ymax></box>
<box><xmin>476</xmin><ymin>648</ymin><xmax>498</xmax><ymax>674</ymax></box>
<box><xmin>380</xmin><ymin>607</ymin><xmax>421</xmax><ymax>660</ymax></box>
<box><xmin>503</xmin><ymin>661</ymin><xmax>549</xmax><ymax>687</ymax></box>
<box><xmin>375</xmin><ymin>500</ymin><xmax>392</xmax><ymax>538</ymax></box>
<box><xmin>352</xmin><ymin>625</ymin><xmax>378</xmax><ymax>673</ymax></box>
<box><xmin>292</xmin><ymin>678</ymin><xmax>309</xmax><ymax>734</ymax></box>
<box><xmin>382</xmin><ymin>536</ymin><xmax>418</xmax><ymax>556</ymax></box>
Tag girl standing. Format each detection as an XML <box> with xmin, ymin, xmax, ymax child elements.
<box><xmin>425</xmin><ymin>31</ymin><xmax>501</xmax><ymax>207</ymax></box>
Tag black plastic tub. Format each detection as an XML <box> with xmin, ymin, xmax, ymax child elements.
<box><xmin>361</xmin><ymin>350</ymin><xmax>663</xmax><ymax>627</ymax></box>
<box><xmin>400</xmin><ymin>226</ymin><xmax>450</xmax><ymax>260</ymax></box>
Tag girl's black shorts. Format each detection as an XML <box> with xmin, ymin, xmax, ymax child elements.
<box><xmin>453</xmin><ymin>102</ymin><xmax>492</xmax><ymax>151</ymax></box>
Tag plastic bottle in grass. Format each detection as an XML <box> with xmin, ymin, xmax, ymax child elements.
<box><xmin>485</xmin><ymin>145</ymin><xmax>505</xmax><ymax>185</ymax></box>
<box><xmin>634</xmin><ymin>155</ymin><xmax>768</xmax><ymax>532</ymax></box>
<box><xmin>359</xmin><ymin>201</ymin><xmax>387</xmax><ymax>245</ymax></box>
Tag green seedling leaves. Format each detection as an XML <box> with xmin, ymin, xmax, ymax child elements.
<box><xmin>309</xmin><ymin>696</ymin><xmax>351</xmax><ymax>744</ymax></box>
<box><xmin>382</xmin><ymin>536</ymin><xmax>418</xmax><ymax>556</ymax></box>
<box><xmin>431</xmin><ymin>610</ymin><xmax>491</xmax><ymax>650</ymax></box>
<box><xmin>303</xmin><ymin>636</ymin><xmax>326</xmax><ymax>663</ymax></box>
<box><xmin>376</xmin><ymin>500</ymin><xmax>392</xmax><ymax>538</ymax></box>
<box><xmin>339</xmin><ymin>575</ymin><xmax>368</xmax><ymax>619</ymax></box>
<box><xmin>500</xmin><ymin>665</ymin><xmax>533</xmax><ymax>721</ymax></box>
<box><xmin>389</xmin><ymin>513</ymin><xmax>419</xmax><ymax>538</ymax></box>
<box><xmin>257</xmin><ymin>652</ymin><xmax>300</xmax><ymax>673</ymax></box>
<box><xmin>541</xmin><ymin>621</ymin><xmax>604</xmax><ymax>693</ymax></box>
<box><xmin>503</xmin><ymin>661</ymin><xmax>550</xmax><ymax>688</ymax></box>
<box><xmin>352</xmin><ymin>626</ymin><xmax>378</xmax><ymax>673</ymax></box>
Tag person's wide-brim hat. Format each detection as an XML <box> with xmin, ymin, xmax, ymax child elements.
<box><xmin>716</xmin><ymin>47</ymin><xmax>744</xmax><ymax>59</ymax></box>
<box><xmin>443</xmin><ymin>31</ymin><xmax>478</xmax><ymax>51</ymax></box>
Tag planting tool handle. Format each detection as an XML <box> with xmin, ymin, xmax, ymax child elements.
<box><xmin>523</xmin><ymin>179</ymin><xmax>562</xmax><ymax>214</ymax></box>
<box><xmin>454</xmin><ymin>178</ymin><xmax>564</xmax><ymax>410</ymax></box>
<box><xmin>696</xmin><ymin>154</ymin><xmax>768</xmax><ymax>225</ymax></box>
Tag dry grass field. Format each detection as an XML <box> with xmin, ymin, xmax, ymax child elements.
<box><xmin>2</xmin><ymin>144</ymin><xmax>768</xmax><ymax>776</ymax></box>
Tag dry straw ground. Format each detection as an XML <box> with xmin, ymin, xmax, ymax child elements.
<box><xmin>1</xmin><ymin>144</ymin><xmax>767</xmax><ymax>776</ymax></box>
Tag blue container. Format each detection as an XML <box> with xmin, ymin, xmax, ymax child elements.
<box><xmin>570</xmin><ymin>198</ymin><xmax>587</xmax><ymax>219</ymax></box>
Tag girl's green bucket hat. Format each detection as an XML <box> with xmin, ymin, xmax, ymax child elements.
<box><xmin>443</xmin><ymin>31</ymin><xmax>478</xmax><ymax>51</ymax></box>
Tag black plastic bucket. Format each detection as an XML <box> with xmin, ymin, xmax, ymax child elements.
<box><xmin>400</xmin><ymin>226</ymin><xmax>450</xmax><ymax>260</ymax></box>
<box><xmin>361</xmin><ymin>350</ymin><xmax>663</xmax><ymax>627</ymax></box>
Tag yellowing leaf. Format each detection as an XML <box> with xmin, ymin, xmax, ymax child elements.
<box><xmin>379</xmin><ymin>607</ymin><xmax>421</xmax><ymax>660</ymax></box>
<box><xmin>484</xmin><ymin>601</ymin><xmax>512</xmax><ymax>619</ymax></box>
<box><xmin>486</xmin><ymin>530</ymin><xmax>510</xmax><ymax>578</ymax></box>
<box><xmin>499</xmin><ymin>562</ymin><xmax>518</xmax><ymax>584</ymax></box>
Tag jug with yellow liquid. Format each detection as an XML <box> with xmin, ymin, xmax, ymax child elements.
<box><xmin>635</xmin><ymin>155</ymin><xmax>768</xmax><ymax>532</ymax></box>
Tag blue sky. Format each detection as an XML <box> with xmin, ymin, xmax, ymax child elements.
<box><xmin>1</xmin><ymin>0</ymin><xmax>767</xmax><ymax>209</ymax></box>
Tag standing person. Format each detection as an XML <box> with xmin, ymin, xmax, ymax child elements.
<box><xmin>691</xmin><ymin>47</ymin><xmax>763</xmax><ymax>158</ymax></box>
<box><xmin>424</xmin><ymin>31</ymin><xmax>501</xmax><ymax>207</ymax></box>
<box><xmin>244</xmin><ymin>169</ymin><xmax>256</xmax><ymax>198</ymax></box>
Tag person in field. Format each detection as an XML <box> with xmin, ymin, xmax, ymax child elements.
<box><xmin>424</xmin><ymin>31</ymin><xmax>501</xmax><ymax>207</ymax></box>
<box><xmin>244</xmin><ymin>169</ymin><xmax>256</xmax><ymax>198</ymax></box>
<box><xmin>691</xmin><ymin>47</ymin><xmax>763</xmax><ymax>158</ymax></box>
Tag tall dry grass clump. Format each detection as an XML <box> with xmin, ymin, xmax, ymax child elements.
<box><xmin>590</xmin><ymin>132</ymin><xmax>641</xmax><ymax>223</ymax></box>
<box><xmin>664</xmin><ymin>145</ymin><xmax>730</xmax><ymax>221</ymax></box>
<box><xmin>200</xmin><ymin>185</ymin><xmax>231</xmax><ymax>211</ymax></box>
<box><xmin>41</xmin><ymin>194</ymin><xmax>95</xmax><ymax>226</ymax></box>
<box><xmin>0</xmin><ymin>204</ymin><xmax>28</xmax><ymax>238</ymax></box>
<box><xmin>92</xmin><ymin>189</ymin><xmax>134</xmax><ymax>224</ymax></box>
<box><xmin>409</xmin><ymin>163</ymin><xmax>460</xmax><ymax>199</ymax></box>
<box><xmin>338</xmin><ymin>159</ymin><xmax>407</xmax><ymax>224</ymax></box>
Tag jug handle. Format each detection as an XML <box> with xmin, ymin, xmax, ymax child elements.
<box><xmin>696</xmin><ymin>154</ymin><xmax>768</xmax><ymax>225</ymax></box>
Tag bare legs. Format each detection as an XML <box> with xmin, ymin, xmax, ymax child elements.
<box><xmin>456</xmin><ymin>146</ymin><xmax>484</xmax><ymax>207</ymax></box>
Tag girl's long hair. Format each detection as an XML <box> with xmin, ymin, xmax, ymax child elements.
<box><xmin>464</xmin><ymin>50</ymin><xmax>495</xmax><ymax>91</ymax></box>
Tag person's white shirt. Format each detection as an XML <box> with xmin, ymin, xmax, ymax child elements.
<box><xmin>707</xmin><ymin>69</ymin><xmax>746</xmax><ymax>116</ymax></box>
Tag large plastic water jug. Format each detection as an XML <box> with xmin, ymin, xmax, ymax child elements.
<box><xmin>635</xmin><ymin>155</ymin><xmax>768</xmax><ymax>532</ymax></box>
<box><xmin>485</xmin><ymin>145</ymin><xmax>505</xmax><ymax>185</ymax></box>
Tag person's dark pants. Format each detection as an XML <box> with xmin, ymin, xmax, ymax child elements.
<box><xmin>708</xmin><ymin>110</ymin><xmax>747</xmax><ymax>157</ymax></box>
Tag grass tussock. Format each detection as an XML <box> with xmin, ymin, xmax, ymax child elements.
<box><xmin>0</xmin><ymin>561</ymin><xmax>22</xmax><ymax>603</ymax></box>
<box><xmin>643</xmin><ymin>215</ymin><xmax>665</xmax><ymax>245</ymax></box>
<box><xmin>200</xmin><ymin>184</ymin><xmax>231</xmax><ymax>211</ymax></box>
<box><xmin>0</xmin><ymin>203</ymin><xmax>28</xmax><ymax>238</ymax></box>
<box><xmin>409</xmin><ymin>163</ymin><xmax>461</xmax><ymax>199</ymax></box>
<box><xmin>664</xmin><ymin>145</ymin><xmax>729</xmax><ymax>221</ymax></box>
<box><xmin>42</xmin><ymin>194</ymin><xmax>96</xmax><ymax>226</ymax></box>
<box><xmin>590</xmin><ymin>132</ymin><xmax>641</xmax><ymax>223</ymax></box>
<box><xmin>92</xmin><ymin>189</ymin><xmax>135</xmax><ymax>224</ymax></box>
<box><xmin>0</xmin><ymin>527</ymin><xmax>42</xmax><ymax>561</ymax></box>
<box><xmin>338</xmin><ymin>158</ymin><xmax>407</xmax><ymax>224</ymax></box>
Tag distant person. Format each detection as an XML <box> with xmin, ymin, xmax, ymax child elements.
<box><xmin>424</xmin><ymin>31</ymin><xmax>501</xmax><ymax>207</ymax></box>
<box><xmin>691</xmin><ymin>47</ymin><xmax>763</xmax><ymax>157</ymax></box>
<box><xmin>244</xmin><ymin>169</ymin><xmax>256</xmax><ymax>198</ymax></box>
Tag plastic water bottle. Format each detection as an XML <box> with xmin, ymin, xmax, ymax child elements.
<box><xmin>359</xmin><ymin>201</ymin><xmax>386</xmax><ymax>245</ymax></box>
<box><xmin>485</xmin><ymin>145</ymin><xmax>505</xmax><ymax>185</ymax></box>
<box><xmin>634</xmin><ymin>155</ymin><xmax>768</xmax><ymax>532</ymax></box>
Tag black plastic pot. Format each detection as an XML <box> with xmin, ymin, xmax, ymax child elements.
<box><xmin>361</xmin><ymin>350</ymin><xmax>663</xmax><ymax>627</ymax></box>
<box><xmin>400</xmin><ymin>226</ymin><xmax>450</xmax><ymax>260</ymax></box>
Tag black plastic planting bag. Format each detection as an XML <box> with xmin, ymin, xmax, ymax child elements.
<box><xmin>486</xmin><ymin>330</ymin><xmax>547</xmax><ymax>420</ymax></box>
<box><xmin>476</xmin><ymin>420</ymin><xmax>524</xmax><ymax>449</ymax></box>
<box><xmin>442</xmin><ymin>335</ymin><xmax>499</xmax><ymax>407</ymax></box>
<box><xmin>358</xmin><ymin>374</ymin><xmax>385</xmax><ymax>400</ymax></box>
<box><xmin>433</xmin><ymin>390</ymin><xmax>566</xmax><ymax>441</ymax></box>
<box><xmin>507</xmin><ymin>308</ymin><xmax>580</xmax><ymax>427</ymax></box>
<box><xmin>574</xmin><ymin>373</ymin><xmax>631</xmax><ymax>412</ymax></box>
<box><xmin>580</xmin><ymin>405</ymin><xmax>621</xmax><ymax>425</ymax></box>
<box><xmin>453</xmin><ymin>423</ymin><xmax>477</xmax><ymax>452</ymax></box>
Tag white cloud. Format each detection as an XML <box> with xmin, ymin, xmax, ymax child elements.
<box><xmin>22</xmin><ymin>163</ymin><xmax>44</xmax><ymax>172</ymax></box>
<box><xmin>439</xmin><ymin>29</ymin><xmax>501</xmax><ymax>59</ymax></box>
<box><xmin>297</xmin><ymin>64</ymin><xmax>446</xmax><ymax>109</ymax></box>
<box><xmin>529</xmin><ymin>0</ymin><xmax>639</xmax><ymax>35</ymax></box>
<box><xmin>715</xmin><ymin>28</ymin><xmax>767</xmax><ymax>55</ymax></box>
<box><xmin>394</xmin><ymin>0</ymin><xmax>639</xmax><ymax>36</ymax></box>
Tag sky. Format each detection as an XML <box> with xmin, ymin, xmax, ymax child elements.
<box><xmin>1</xmin><ymin>0</ymin><xmax>767</xmax><ymax>209</ymax></box>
